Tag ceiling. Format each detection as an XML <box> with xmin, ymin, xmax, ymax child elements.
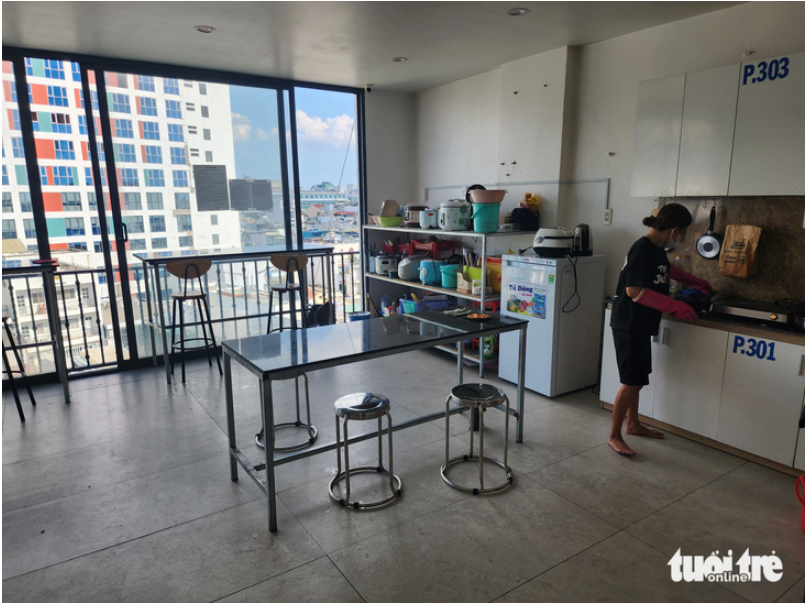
<box><xmin>2</xmin><ymin>1</ymin><xmax>743</xmax><ymax>92</ymax></box>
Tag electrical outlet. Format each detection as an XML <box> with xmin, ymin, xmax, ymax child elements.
<box><xmin>603</xmin><ymin>208</ymin><xmax>613</xmax><ymax>226</ymax></box>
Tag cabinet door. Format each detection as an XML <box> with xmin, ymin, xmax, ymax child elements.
<box><xmin>717</xmin><ymin>335</ymin><xmax>805</xmax><ymax>466</ymax></box>
<box><xmin>795</xmin><ymin>427</ymin><xmax>805</xmax><ymax>471</ymax></box>
<box><xmin>729</xmin><ymin>52</ymin><xmax>805</xmax><ymax>195</ymax></box>
<box><xmin>676</xmin><ymin>65</ymin><xmax>740</xmax><ymax>196</ymax></box>
<box><xmin>630</xmin><ymin>75</ymin><xmax>685</xmax><ymax>197</ymax></box>
<box><xmin>652</xmin><ymin>320</ymin><xmax>729</xmax><ymax>438</ymax></box>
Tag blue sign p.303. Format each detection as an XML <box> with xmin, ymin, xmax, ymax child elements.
<box><xmin>742</xmin><ymin>57</ymin><xmax>791</xmax><ymax>86</ymax></box>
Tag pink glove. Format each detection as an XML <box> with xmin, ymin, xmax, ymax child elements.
<box><xmin>668</xmin><ymin>265</ymin><xmax>712</xmax><ymax>295</ymax></box>
<box><xmin>634</xmin><ymin>288</ymin><xmax>698</xmax><ymax>321</ymax></box>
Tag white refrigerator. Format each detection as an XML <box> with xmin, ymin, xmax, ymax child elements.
<box><xmin>498</xmin><ymin>253</ymin><xmax>606</xmax><ymax>397</ymax></box>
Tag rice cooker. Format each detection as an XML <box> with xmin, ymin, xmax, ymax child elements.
<box><xmin>439</xmin><ymin>199</ymin><xmax>471</xmax><ymax>231</ymax></box>
<box><xmin>533</xmin><ymin>228</ymin><xmax>574</xmax><ymax>257</ymax></box>
<box><xmin>397</xmin><ymin>255</ymin><xmax>428</xmax><ymax>281</ymax></box>
<box><xmin>375</xmin><ymin>255</ymin><xmax>398</xmax><ymax>276</ymax></box>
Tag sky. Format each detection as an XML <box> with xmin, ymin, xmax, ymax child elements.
<box><xmin>229</xmin><ymin>86</ymin><xmax>358</xmax><ymax>190</ymax></box>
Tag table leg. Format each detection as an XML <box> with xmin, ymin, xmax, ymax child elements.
<box><xmin>143</xmin><ymin>260</ymin><xmax>157</xmax><ymax>366</ymax></box>
<box><xmin>224</xmin><ymin>352</ymin><xmax>238</xmax><ymax>481</ymax></box>
<box><xmin>457</xmin><ymin>339</ymin><xmax>464</xmax><ymax>385</ymax></box>
<box><xmin>516</xmin><ymin>326</ymin><xmax>526</xmax><ymax>443</ymax></box>
<box><xmin>43</xmin><ymin>271</ymin><xmax>70</xmax><ymax>403</ymax></box>
<box><xmin>260</xmin><ymin>376</ymin><xmax>278</xmax><ymax>532</ymax></box>
<box><xmin>154</xmin><ymin>265</ymin><xmax>172</xmax><ymax>384</ymax></box>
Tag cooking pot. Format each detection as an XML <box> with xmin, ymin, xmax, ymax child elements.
<box><xmin>419</xmin><ymin>259</ymin><xmax>445</xmax><ymax>285</ymax></box>
<box><xmin>398</xmin><ymin>254</ymin><xmax>428</xmax><ymax>281</ymax></box>
<box><xmin>696</xmin><ymin>206</ymin><xmax>722</xmax><ymax>260</ymax></box>
<box><xmin>376</xmin><ymin>256</ymin><xmax>398</xmax><ymax>276</ymax></box>
<box><xmin>419</xmin><ymin>209</ymin><xmax>440</xmax><ymax>229</ymax></box>
<box><xmin>439</xmin><ymin>200</ymin><xmax>470</xmax><ymax>231</ymax></box>
<box><xmin>533</xmin><ymin>228</ymin><xmax>574</xmax><ymax>257</ymax></box>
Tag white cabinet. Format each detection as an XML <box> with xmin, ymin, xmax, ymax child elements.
<box><xmin>717</xmin><ymin>334</ymin><xmax>805</xmax><ymax>465</ymax></box>
<box><xmin>729</xmin><ymin>52</ymin><xmax>805</xmax><ymax>196</ymax></box>
<box><xmin>676</xmin><ymin>65</ymin><xmax>740</xmax><ymax>197</ymax></box>
<box><xmin>795</xmin><ymin>426</ymin><xmax>805</xmax><ymax>471</ymax></box>
<box><xmin>652</xmin><ymin>320</ymin><xmax>729</xmax><ymax>439</ymax></box>
<box><xmin>630</xmin><ymin>75</ymin><xmax>686</xmax><ymax>197</ymax></box>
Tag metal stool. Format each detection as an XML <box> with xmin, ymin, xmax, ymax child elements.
<box><xmin>329</xmin><ymin>393</ymin><xmax>402</xmax><ymax>509</ymax></box>
<box><xmin>2</xmin><ymin>316</ymin><xmax>36</xmax><ymax>421</ymax></box>
<box><xmin>255</xmin><ymin>373</ymin><xmax>317</xmax><ymax>451</ymax></box>
<box><xmin>267</xmin><ymin>254</ymin><xmax>308</xmax><ymax>333</ymax></box>
<box><xmin>441</xmin><ymin>383</ymin><xmax>513</xmax><ymax>495</ymax></box>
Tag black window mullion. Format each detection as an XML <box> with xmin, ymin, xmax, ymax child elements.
<box><xmin>276</xmin><ymin>89</ymin><xmax>293</xmax><ymax>249</ymax></box>
<box><xmin>287</xmin><ymin>89</ymin><xmax>304</xmax><ymax>250</ymax></box>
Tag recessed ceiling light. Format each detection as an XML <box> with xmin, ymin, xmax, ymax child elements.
<box><xmin>392</xmin><ymin>57</ymin><xmax>408</xmax><ymax>63</ymax></box>
<box><xmin>194</xmin><ymin>25</ymin><xmax>216</xmax><ymax>34</ymax></box>
<box><xmin>506</xmin><ymin>7</ymin><xmax>529</xmax><ymax>16</ymax></box>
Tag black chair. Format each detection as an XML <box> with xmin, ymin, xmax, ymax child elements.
<box><xmin>166</xmin><ymin>259</ymin><xmax>222</xmax><ymax>384</ymax></box>
<box><xmin>2</xmin><ymin>316</ymin><xmax>36</xmax><ymax>421</ymax></box>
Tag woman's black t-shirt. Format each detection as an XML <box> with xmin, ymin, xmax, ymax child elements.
<box><xmin>610</xmin><ymin>237</ymin><xmax>670</xmax><ymax>335</ymax></box>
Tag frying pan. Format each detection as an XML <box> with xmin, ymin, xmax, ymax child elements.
<box><xmin>696</xmin><ymin>206</ymin><xmax>722</xmax><ymax>260</ymax></box>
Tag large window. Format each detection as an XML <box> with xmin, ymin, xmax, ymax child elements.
<box><xmin>44</xmin><ymin>59</ymin><xmax>65</xmax><ymax>79</ymax></box>
<box><xmin>2</xmin><ymin>219</ymin><xmax>16</xmax><ymax>239</ymax></box>
<box><xmin>151</xmin><ymin>237</ymin><xmax>167</xmax><ymax>249</ymax></box>
<box><xmin>65</xmin><ymin>217</ymin><xmax>85</xmax><ymax>236</ymax></box>
<box><xmin>172</xmin><ymin>170</ymin><xmax>188</xmax><ymax>187</ymax></box>
<box><xmin>144</xmin><ymin>146</ymin><xmax>162</xmax><ymax>163</ymax></box>
<box><xmin>149</xmin><ymin>215</ymin><xmax>166</xmax><ymax>232</ymax></box>
<box><xmin>47</xmin><ymin>85</ymin><xmax>69</xmax><ymax>106</ymax></box>
<box><xmin>53</xmin><ymin>166</ymin><xmax>75</xmax><ymax>186</ymax></box>
<box><xmin>138</xmin><ymin>97</ymin><xmax>157</xmax><ymax>116</ymax></box>
<box><xmin>141</xmin><ymin>121</ymin><xmax>159</xmax><ymax>140</ymax></box>
<box><xmin>61</xmin><ymin>192</ymin><xmax>82</xmax><ymax>211</ymax></box>
<box><xmin>137</xmin><ymin>75</ymin><xmax>155</xmax><ymax>92</ymax></box>
<box><xmin>144</xmin><ymin>169</ymin><xmax>164</xmax><ymax>187</ymax></box>
<box><xmin>170</xmin><ymin>147</ymin><xmax>186</xmax><ymax>165</ymax></box>
<box><xmin>175</xmin><ymin>192</ymin><xmax>190</xmax><ymax>209</ymax></box>
<box><xmin>167</xmin><ymin>124</ymin><xmax>184</xmax><ymax>142</ymax></box>
<box><xmin>146</xmin><ymin>192</ymin><xmax>163</xmax><ymax>210</ymax></box>
<box><xmin>117</xmin><ymin>143</ymin><xmax>135</xmax><ymax>163</ymax></box>
<box><xmin>163</xmin><ymin>78</ymin><xmax>179</xmax><ymax>95</ymax></box>
<box><xmin>2</xmin><ymin>193</ymin><xmax>13</xmax><ymax>212</ymax></box>
<box><xmin>177</xmin><ymin>214</ymin><xmax>192</xmax><ymax>231</ymax></box>
<box><xmin>124</xmin><ymin>215</ymin><xmax>144</xmax><ymax>233</ymax></box>
<box><xmin>115</xmin><ymin>119</ymin><xmax>133</xmax><ymax>138</ymax></box>
<box><xmin>120</xmin><ymin>168</ymin><xmax>138</xmax><ymax>186</ymax></box>
<box><xmin>124</xmin><ymin>192</ymin><xmax>142</xmax><ymax>210</ymax></box>
<box><xmin>165</xmin><ymin>100</ymin><xmax>181</xmax><ymax>119</ymax></box>
<box><xmin>111</xmin><ymin>93</ymin><xmax>131</xmax><ymax>113</ymax></box>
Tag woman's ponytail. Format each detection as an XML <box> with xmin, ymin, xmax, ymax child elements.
<box><xmin>643</xmin><ymin>203</ymin><xmax>692</xmax><ymax>231</ymax></box>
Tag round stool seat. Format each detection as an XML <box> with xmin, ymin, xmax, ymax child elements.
<box><xmin>334</xmin><ymin>393</ymin><xmax>390</xmax><ymax>420</ymax></box>
<box><xmin>450</xmin><ymin>383</ymin><xmax>507</xmax><ymax>409</ymax></box>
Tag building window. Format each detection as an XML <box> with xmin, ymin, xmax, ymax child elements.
<box><xmin>20</xmin><ymin>193</ymin><xmax>33</xmax><ymax>212</ymax></box>
<box><xmin>94</xmin><ymin>242</ymin><xmax>102</xmax><ymax>253</ymax></box>
<box><xmin>85</xmin><ymin>167</ymin><xmax>108</xmax><ymax>187</ymax></box>
<box><xmin>115</xmin><ymin>119</ymin><xmax>133</xmax><ymax>138</ymax></box>
<box><xmin>152</xmin><ymin>238</ymin><xmax>167</xmax><ymax>249</ymax></box>
<box><xmin>129</xmin><ymin>239</ymin><xmax>146</xmax><ymax>250</ymax></box>
<box><xmin>170</xmin><ymin>147</ymin><xmax>187</xmax><ymax>165</ymax></box>
<box><xmin>149</xmin><ymin>216</ymin><xmax>166</xmax><ymax>232</ymax></box>
<box><xmin>51</xmin><ymin>113</ymin><xmax>72</xmax><ymax>133</ymax></box>
<box><xmin>3</xmin><ymin>219</ymin><xmax>18</xmax><ymax>239</ymax></box>
<box><xmin>54</xmin><ymin>140</ymin><xmax>76</xmax><ymax>160</ymax></box>
<box><xmin>45</xmin><ymin>59</ymin><xmax>66</xmax><ymax>80</ymax></box>
<box><xmin>188</xmin><ymin>125</ymin><xmax>198</xmax><ymax>135</ymax></box>
<box><xmin>79</xmin><ymin>90</ymin><xmax>100</xmax><ymax>111</ymax></box>
<box><xmin>203</xmin><ymin>129</ymin><xmax>211</xmax><ymax>141</ymax></box>
<box><xmin>2</xmin><ymin>166</ymin><xmax>8</xmax><ymax>186</ymax></box>
<box><xmin>145</xmin><ymin>169</ymin><xmax>165</xmax><ymax>187</ymax></box>
<box><xmin>165</xmin><ymin>100</ymin><xmax>182</xmax><ymax>119</ymax></box>
<box><xmin>24</xmin><ymin>57</ymin><xmax>33</xmax><ymax>75</ymax></box>
<box><xmin>175</xmin><ymin>193</ymin><xmax>190</xmax><ymax>209</ymax></box>
<box><xmin>98</xmin><ymin>275</ymin><xmax>107</xmax><ymax>285</ymax></box>
<box><xmin>212</xmin><ymin>234</ymin><xmax>220</xmax><ymax>245</ymax></box>
<box><xmin>91</xmin><ymin>217</ymin><xmax>102</xmax><ymax>235</ymax></box>
<box><xmin>173</xmin><ymin>170</ymin><xmax>189</xmax><ymax>188</ymax></box>
<box><xmin>199</xmin><ymin>83</ymin><xmax>207</xmax><ymax>95</ymax></box>
<box><xmin>144</xmin><ymin>146</ymin><xmax>162</xmax><ymax>164</ymax></box>
<box><xmin>146</xmin><ymin>193</ymin><xmax>164</xmax><ymax>210</ymax></box>
<box><xmin>178</xmin><ymin>236</ymin><xmax>193</xmax><ymax>247</ymax></box>
<box><xmin>142</xmin><ymin>121</ymin><xmax>160</xmax><ymax>140</ymax></box>
<box><xmin>185</xmin><ymin>102</ymin><xmax>195</xmax><ymax>112</ymax></box>
<box><xmin>2</xmin><ymin>193</ymin><xmax>13</xmax><ymax>213</ymax></box>
<box><xmin>12</xmin><ymin>138</ymin><xmax>25</xmax><ymax>158</ymax></box>
<box><xmin>68</xmin><ymin>242</ymin><xmax>88</xmax><ymax>252</ymax></box>
<box><xmin>177</xmin><ymin>215</ymin><xmax>193</xmax><ymax>231</ymax></box>
<box><xmin>210</xmin><ymin>214</ymin><xmax>218</xmax><ymax>226</ymax></box>
<box><xmin>61</xmin><ymin>192</ymin><xmax>82</xmax><ymax>211</ymax></box>
<box><xmin>117</xmin><ymin>144</ymin><xmax>136</xmax><ymax>163</ymax></box>
<box><xmin>163</xmin><ymin>78</ymin><xmax>179</xmax><ymax>95</ymax></box>
<box><xmin>23</xmin><ymin>219</ymin><xmax>36</xmax><ymax>239</ymax></box>
<box><xmin>78</xmin><ymin>115</ymin><xmax>87</xmax><ymax>135</ymax></box>
<box><xmin>138</xmin><ymin>97</ymin><xmax>157</xmax><ymax>116</ymax></box>
<box><xmin>137</xmin><ymin>75</ymin><xmax>155</xmax><ymax>92</ymax></box>
<box><xmin>205</xmin><ymin>151</ymin><xmax>213</xmax><ymax>162</ymax></box>
<box><xmin>201</xmin><ymin>106</ymin><xmax>209</xmax><ymax>118</ymax></box>
<box><xmin>47</xmin><ymin>86</ymin><xmax>69</xmax><ymax>107</ymax></box>
<box><xmin>189</xmin><ymin>148</ymin><xmax>200</xmax><ymax>157</ymax></box>
<box><xmin>111</xmin><ymin>93</ymin><xmax>131</xmax><ymax>114</ymax></box>
<box><xmin>184</xmin><ymin>81</ymin><xmax>193</xmax><ymax>88</ymax></box>
<box><xmin>167</xmin><ymin>124</ymin><xmax>184</xmax><ymax>142</ymax></box>
<box><xmin>88</xmin><ymin>192</ymin><xmax>98</xmax><ymax>210</ymax></box>
<box><xmin>125</xmin><ymin>216</ymin><xmax>145</xmax><ymax>233</ymax></box>
<box><xmin>124</xmin><ymin>192</ymin><xmax>142</xmax><ymax>210</ymax></box>
<box><xmin>10</xmin><ymin>81</ymin><xmax>18</xmax><ymax>103</ymax></box>
<box><xmin>120</xmin><ymin>168</ymin><xmax>139</xmax><ymax>187</ymax></box>
<box><xmin>39</xmin><ymin>166</ymin><xmax>49</xmax><ymax>185</ymax></box>
<box><xmin>53</xmin><ymin>166</ymin><xmax>76</xmax><ymax>186</ymax></box>
<box><xmin>65</xmin><ymin>218</ymin><xmax>85</xmax><ymax>236</ymax></box>
<box><xmin>11</xmin><ymin>110</ymin><xmax>21</xmax><ymax>131</ymax></box>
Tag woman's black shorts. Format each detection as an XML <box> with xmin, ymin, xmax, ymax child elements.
<box><xmin>611</xmin><ymin>327</ymin><xmax>652</xmax><ymax>386</ymax></box>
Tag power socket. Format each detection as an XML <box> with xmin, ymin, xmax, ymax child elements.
<box><xmin>603</xmin><ymin>208</ymin><xmax>613</xmax><ymax>226</ymax></box>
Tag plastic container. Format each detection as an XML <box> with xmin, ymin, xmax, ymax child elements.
<box><xmin>471</xmin><ymin>203</ymin><xmax>501</xmax><ymax>233</ymax></box>
<box><xmin>440</xmin><ymin>264</ymin><xmax>461</xmax><ymax>288</ymax></box>
<box><xmin>378</xmin><ymin>216</ymin><xmax>403</xmax><ymax>227</ymax></box>
<box><xmin>465</xmin><ymin>266</ymin><xmax>487</xmax><ymax>282</ymax></box>
<box><xmin>399</xmin><ymin>296</ymin><xmax>454</xmax><ymax>314</ymax></box>
<box><xmin>347</xmin><ymin>311</ymin><xmax>372</xmax><ymax>321</ymax></box>
<box><xmin>411</xmin><ymin>239</ymin><xmax>455</xmax><ymax>258</ymax></box>
<box><xmin>486</xmin><ymin>257</ymin><xmax>502</xmax><ymax>293</ymax></box>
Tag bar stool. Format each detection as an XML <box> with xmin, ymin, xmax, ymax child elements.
<box><xmin>166</xmin><ymin>259</ymin><xmax>222</xmax><ymax>384</ymax></box>
<box><xmin>329</xmin><ymin>393</ymin><xmax>402</xmax><ymax>509</ymax></box>
<box><xmin>442</xmin><ymin>383</ymin><xmax>513</xmax><ymax>495</ymax></box>
<box><xmin>2</xmin><ymin>316</ymin><xmax>36</xmax><ymax>421</ymax></box>
<box><xmin>267</xmin><ymin>254</ymin><xmax>309</xmax><ymax>333</ymax></box>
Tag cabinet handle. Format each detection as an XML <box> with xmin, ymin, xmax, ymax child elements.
<box><xmin>800</xmin><ymin>355</ymin><xmax>805</xmax><ymax>377</ymax></box>
<box><xmin>661</xmin><ymin>327</ymin><xmax>669</xmax><ymax>346</ymax></box>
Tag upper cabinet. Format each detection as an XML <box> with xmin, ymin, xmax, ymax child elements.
<box><xmin>631</xmin><ymin>52</ymin><xmax>805</xmax><ymax>197</ymax></box>
<box><xmin>630</xmin><ymin>75</ymin><xmax>685</xmax><ymax>198</ymax></box>
<box><xmin>676</xmin><ymin>65</ymin><xmax>740</xmax><ymax>197</ymax></box>
<box><xmin>728</xmin><ymin>53</ymin><xmax>805</xmax><ymax>196</ymax></box>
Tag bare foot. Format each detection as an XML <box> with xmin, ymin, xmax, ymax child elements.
<box><xmin>625</xmin><ymin>424</ymin><xmax>664</xmax><ymax>439</ymax></box>
<box><xmin>607</xmin><ymin>436</ymin><xmax>636</xmax><ymax>456</ymax></box>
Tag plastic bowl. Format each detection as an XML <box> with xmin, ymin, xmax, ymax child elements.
<box><xmin>378</xmin><ymin>216</ymin><xmax>403</xmax><ymax>227</ymax></box>
<box><xmin>469</xmin><ymin>189</ymin><xmax>507</xmax><ymax>204</ymax></box>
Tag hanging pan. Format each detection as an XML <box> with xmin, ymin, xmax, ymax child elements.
<box><xmin>696</xmin><ymin>206</ymin><xmax>722</xmax><ymax>260</ymax></box>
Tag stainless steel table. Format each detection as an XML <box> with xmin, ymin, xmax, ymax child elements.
<box><xmin>134</xmin><ymin>244</ymin><xmax>334</xmax><ymax>384</ymax></box>
<box><xmin>223</xmin><ymin>310</ymin><xmax>528</xmax><ymax>532</ymax></box>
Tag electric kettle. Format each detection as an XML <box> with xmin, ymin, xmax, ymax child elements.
<box><xmin>572</xmin><ymin>224</ymin><xmax>593</xmax><ymax>256</ymax></box>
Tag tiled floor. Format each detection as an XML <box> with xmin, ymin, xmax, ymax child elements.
<box><xmin>3</xmin><ymin>349</ymin><xmax>804</xmax><ymax>603</ymax></box>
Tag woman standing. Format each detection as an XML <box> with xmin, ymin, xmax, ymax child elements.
<box><xmin>608</xmin><ymin>203</ymin><xmax>712</xmax><ymax>456</ymax></box>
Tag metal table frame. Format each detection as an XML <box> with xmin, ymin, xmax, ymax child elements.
<box><xmin>223</xmin><ymin>313</ymin><xmax>527</xmax><ymax>532</ymax></box>
<box><xmin>135</xmin><ymin>245</ymin><xmax>334</xmax><ymax>385</ymax></box>
<box><xmin>2</xmin><ymin>265</ymin><xmax>70</xmax><ymax>403</ymax></box>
